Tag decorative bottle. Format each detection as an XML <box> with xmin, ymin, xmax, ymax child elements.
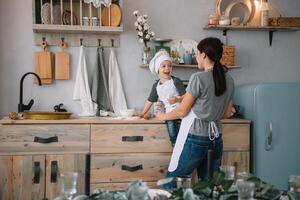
<box><xmin>261</xmin><ymin>0</ymin><xmax>269</xmax><ymax>26</ymax></box>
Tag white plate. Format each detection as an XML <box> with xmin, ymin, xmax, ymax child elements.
<box><xmin>216</xmin><ymin>0</ymin><xmax>255</xmax><ymax>23</ymax></box>
<box><xmin>167</xmin><ymin>39</ymin><xmax>198</xmax><ymax>54</ymax></box>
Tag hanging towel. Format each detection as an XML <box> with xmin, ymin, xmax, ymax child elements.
<box><xmin>73</xmin><ymin>46</ymin><xmax>95</xmax><ymax>116</ymax></box>
<box><xmin>91</xmin><ymin>46</ymin><xmax>113</xmax><ymax>116</ymax></box>
<box><xmin>108</xmin><ymin>47</ymin><xmax>128</xmax><ymax>115</ymax></box>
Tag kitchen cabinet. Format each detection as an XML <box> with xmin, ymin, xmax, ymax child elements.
<box><xmin>90</xmin><ymin>124</ymin><xmax>172</xmax><ymax>191</ymax></box>
<box><xmin>222</xmin><ymin>120</ymin><xmax>250</xmax><ymax>173</ymax></box>
<box><xmin>0</xmin><ymin>125</ymin><xmax>89</xmax><ymax>200</ymax></box>
<box><xmin>0</xmin><ymin>118</ymin><xmax>250</xmax><ymax>193</ymax></box>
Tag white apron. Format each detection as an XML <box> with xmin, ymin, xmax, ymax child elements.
<box><xmin>156</xmin><ymin>79</ymin><xmax>179</xmax><ymax>112</ymax></box>
<box><xmin>168</xmin><ymin>110</ymin><xmax>220</xmax><ymax>172</ymax></box>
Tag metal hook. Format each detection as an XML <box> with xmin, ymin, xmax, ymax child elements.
<box><xmin>80</xmin><ymin>38</ymin><xmax>83</xmax><ymax>46</ymax></box>
<box><xmin>98</xmin><ymin>39</ymin><xmax>101</xmax><ymax>47</ymax></box>
<box><xmin>111</xmin><ymin>39</ymin><xmax>114</xmax><ymax>47</ymax></box>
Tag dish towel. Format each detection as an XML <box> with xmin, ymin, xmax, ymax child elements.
<box><xmin>73</xmin><ymin>46</ymin><xmax>95</xmax><ymax>116</ymax></box>
<box><xmin>91</xmin><ymin>46</ymin><xmax>113</xmax><ymax>116</ymax></box>
<box><xmin>108</xmin><ymin>47</ymin><xmax>128</xmax><ymax>115</ymax></box>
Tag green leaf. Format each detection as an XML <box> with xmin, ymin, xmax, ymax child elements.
<box><xmin>192</xmin><ymin>180</ymin><xmax>211</xmax><ymax>191</ymax></box>
<box><xmin>211</xmin><ymin>171</ymin><xmax>225</xmax><ymax>186</ymax></box>
<box><xmin>221</xmin><ymin>179</ymin><xmax>234</xmax><ymax>191</ymax></box>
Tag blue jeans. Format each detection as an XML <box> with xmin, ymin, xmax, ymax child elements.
<box><xmin>164</xmin><ymin>134</ymin><xmax>223</xmax><ymax>189</ymax></box>
<box><xmin>166</xmin><ymin>120</ymin><xmax>180</xmax><ymax>146</ymax></box>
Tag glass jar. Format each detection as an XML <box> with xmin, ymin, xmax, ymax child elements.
<box><xmin>208</xmin><ymin>14</ymin><xmax>219</xmax><ymax>25</ymax></box>
<box><xmin>82</xmin><ymin>17</ymin><xmax>89</xmax><ymax>26</ymax></box>
<box><xmin>219</xmin><ymin>12</ymin><xmax>230</xmax><ymax>26</ymax></box>
<box><xmin>141</xmin><ymin>47</ymin><xmax>151</xmax><ymax>65</ymax></box>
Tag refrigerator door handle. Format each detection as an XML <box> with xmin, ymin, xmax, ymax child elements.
<box><xmin>265</xmin><ymin>121</ymin><xmax>273</xmax><ymax>151</ymax></box>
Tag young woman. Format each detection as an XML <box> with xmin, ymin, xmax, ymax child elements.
<box><xmin>156</xmin><ymin>37</ymin><xmax>234</xmax><ymax>184</ymax></box>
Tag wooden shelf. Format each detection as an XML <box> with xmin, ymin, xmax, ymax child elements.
<box><xmin>204</xmin><ymin>25</ymin><xmax>300</xmax><ymax>31</ymax></box>
<box><xmin>204</xmin><ymin>25</ymin><xmax>300</xmax><ymax>46</ymax></box>
<box><xmin>140</xmin><ymin>64</ymin><xmax>240</xmax><ymax>69</ymax></box>
<box><xmin>33</xmin><ymin>24</ymin><xmax>123</xmax><ymax>34</ymax></box>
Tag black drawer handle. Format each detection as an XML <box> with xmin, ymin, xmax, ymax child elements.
<box><xmin>33</xmin><ymin>161</ymin><xmax>40</xmax><ymax>184</ymax></box>
<box><xmin>34</xmin><ymin>136</ymin><xmax>58</xmax><ymax>144</ymax></box>
<box><xmin>51</xmin><ymin>161</ymin><xmax>58</xmax><ymax>183</ymax></box>
<box><xmin>122</xmin><ymin>136</ymin><xmax>143</xmax><ymax>142</ymax></box>
<box><xmin>121</xmin><ymin>164</ymin><xmax>143</xmax><ymax>172</ymax></box>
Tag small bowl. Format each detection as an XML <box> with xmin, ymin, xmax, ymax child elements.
<box><xmin>119</xmin><ymin>109</ymin><xmax>135</xmax><ymax>117</ymax></box>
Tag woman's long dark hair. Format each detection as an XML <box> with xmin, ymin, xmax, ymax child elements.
<box><xmin>197</xmin><ymin>37</ymin><xmax>228</xmax><ymax>96</ymax></box>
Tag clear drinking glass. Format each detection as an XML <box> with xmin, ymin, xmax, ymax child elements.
<box><xmin>220</xmin><ymin>165</ymin><xmax>236</xmax><ymax>180</ymax></box>
<box><xmin>61</xmin><ymin>172</ymin><xmax>79</xmax><ymax>200</ymax></box>
<box><xmin>176</xmin><ymin>176</ymin><xmax>192</xmax><ymax>190</ymax></box>
<box><xmin>236</xmin><ymin>180</ymin><xmax>255</xmax><ymax>200</ymax></box>
<box><xmin>289</xmin><ymin>175</ymin><xmax>300</xmax><ymax>192</ymax></box>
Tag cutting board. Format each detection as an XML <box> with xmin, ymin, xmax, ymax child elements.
<box><xmin>55</xmin><ymin>41</ymin><xmax>70</xmax><ymax>80</ymax></box>
<box><xmin>101</xmin><ymin>4</ymin><xmax>122</xmax><ymax>26</ymax></box>
<box><xmin>34</xmin><ymin>41</ymin><xmax>53</xmax><ymax>84</ymax></box>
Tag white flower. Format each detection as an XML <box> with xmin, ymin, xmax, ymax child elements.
<box><xmin>139</xmin><ymin>38</ymin><xmax>144</xmax><ymax>43</ymax></box>
<box><xmin>134</xmin><ymin>22</ymin><xmax>139</xmax><ymax>27</ymax></box>
<box><xmin>138</xmin><ymin>31</ymin><xmax>143</xmax><ymax>36</ymax></box>
<box><xmin>137</xmin><ymin>25</ymin><xmax>142</xmax><ymax>31</ymax></box>
<box><xmin>144</xmin><ymin>24</ymin><xmax>149</xmax><ymax>30</ymax></box>
<box><xmin>150</xmin><ymin>31</ymin><xmax>155</xmax><ymax>36</ymax></box>
<box><xmin>133</xmin><ymin>10</ymin><xmax>139</xmax><ymax>16</ymax></box>
<box><xmin>145</xmin><ymin>34</ymin><xmax>150</xmax><ymax>40</ymax></box>
<box><xmin>137</xmin><ymin>16</ymin><xmax>143</xmax><ymax>23</ymax></box>
<box><xmin>143</xmin><ymin>15</ymin><xmax>148</xmax><ymax>19</ymax></box>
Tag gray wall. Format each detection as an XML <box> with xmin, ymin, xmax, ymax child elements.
<box><xmin>0</xmin><ymin>0</ymin><xmax>300</xmax><ymax>117</ymax></box>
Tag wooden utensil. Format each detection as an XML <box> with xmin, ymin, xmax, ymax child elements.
<box><xmin>34</xmin><ymin>40</ymin><xmax>53</xmax><ymax>84</ymax></box>
<box><xmin>55</xmin><ymin>40</ymin><xmax>70</xmax><ymax>80</ymax></box>
<box><xmin>101</xmin><ymin>4</ymin><xmax>122</xmax><ymax>26</ymax></box>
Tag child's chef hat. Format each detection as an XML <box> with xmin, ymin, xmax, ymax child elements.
<box><xmin>149</xmin><ymin>50</ymin><xmax>172</xmax><ymax>75</ymax></box>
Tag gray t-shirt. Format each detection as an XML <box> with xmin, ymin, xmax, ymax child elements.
<box><xmin>186</xmin><ymin>70</ymin><xmax>234</xmax><ymax>136</ymax></box>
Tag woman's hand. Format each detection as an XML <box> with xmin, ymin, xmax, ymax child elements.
<box><xmin>155</xmin><ymin>111</ymin><xmax>166</xmax><ymax>121</ymax></box>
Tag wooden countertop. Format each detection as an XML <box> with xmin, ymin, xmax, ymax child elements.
<box><xmin>0</xmin><ymin>117</ymin><xmax>250</xmax><ymax>125</ymax></box>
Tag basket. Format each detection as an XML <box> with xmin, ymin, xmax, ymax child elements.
<box><xmin>221</xmin><ymin>45</ymin><xmax>235</xmax><ymax>66</ymax></box>
<box><xmin>269</xmin><ymin>17</ymin><xmax>300</xmax><ymax>27</ymax></box>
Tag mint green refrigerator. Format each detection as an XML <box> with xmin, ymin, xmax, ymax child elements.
<box><xmin>234</xmin><ymin>83</ymin><xmax>300</xmax><ymax>190</ymax></box>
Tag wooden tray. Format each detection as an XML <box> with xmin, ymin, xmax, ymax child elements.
<box><xmin>23</xmin><ymin>111</ymin><xmax>72</xmax><ymax>120</ymax></box>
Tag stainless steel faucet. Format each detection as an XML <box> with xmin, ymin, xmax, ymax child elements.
<box><xmin>18</xmin><ymin>72</ymin><xmax>42</xmax><ymax>113</ymax></box>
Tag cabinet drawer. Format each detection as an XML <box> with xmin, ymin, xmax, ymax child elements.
<box><xmin>222</xmin><ymin>151</ymin><xmax>250</xmax><ymax>173</ymax></box>
<box><xmin>90</xmin><ymin>153</ymin><xmax>171</xmax><ymax>183</ymax></box>
<box><xmin>91</xmin><ymin>125</ymin><xmax>172</xmax><ymax>153</ymax></box>
<box><xmin>90</xmin><ymin>182</ymin><xmax>157</xmax><ymax>192</ymax></box>
<box><xmin>222</xmin><ymin>124</ymin><xmax>250</xmax><ymax>151</ymax></box>
<box><xmin>0</xmin><ymin>125</ymin><xmax>89</xmax><ymax>154</ymax></box>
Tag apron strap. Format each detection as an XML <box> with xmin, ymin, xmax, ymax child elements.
<box><xmin>208</xmin><ymin>121</ymin><xmax>220</xmax><ymax>141</ymax></box>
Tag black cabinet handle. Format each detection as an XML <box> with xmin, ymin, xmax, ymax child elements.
<box><xmin>34</xmin><ymin>136</ymin><xmax>58</xmax><ymax>144</ymax></box>
<box><xmin>122</xmin><ymin>136</ymin><xmax>143</xmax><ymax>142</ymax></box>
<box><xmin>121</xmin><ymin>164</ymin><xmax>143</xmax><ymax>172</ymax></box>
<box><xmin>51</xmin><ymin>161</ymin><xmax>58</xmax><ymax>183</ymax></box>
<box><xmin>33</xmin><ymin>161</ymin><xmax>40</xmax><ymax>184</ymax></box>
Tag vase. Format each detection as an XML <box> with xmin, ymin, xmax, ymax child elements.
<box><xmin>141</xmin><ymin>47</ymin><xmax>150</xmax><ymax>65</ymax></box>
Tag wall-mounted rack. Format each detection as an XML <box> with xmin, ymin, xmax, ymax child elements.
<box><xmin>32</xmin><ymin>0</ymin><xmax>123</xmax><ymax>47</ymax></box>
<box><xmin>204</xmin><ymin>25</ymin><xmax>300</xmax><ymax>46</ymax></box>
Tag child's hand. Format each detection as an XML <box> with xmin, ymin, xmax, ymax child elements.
<box><xmin>167</xmin><ymin>96</ymin><xmax>177</xmax><ymax>105</ymax></box>
<box><xmin>155</xmin><ymin>111</ymin><xmax>165</xmax><ymax>121</ymax></box>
